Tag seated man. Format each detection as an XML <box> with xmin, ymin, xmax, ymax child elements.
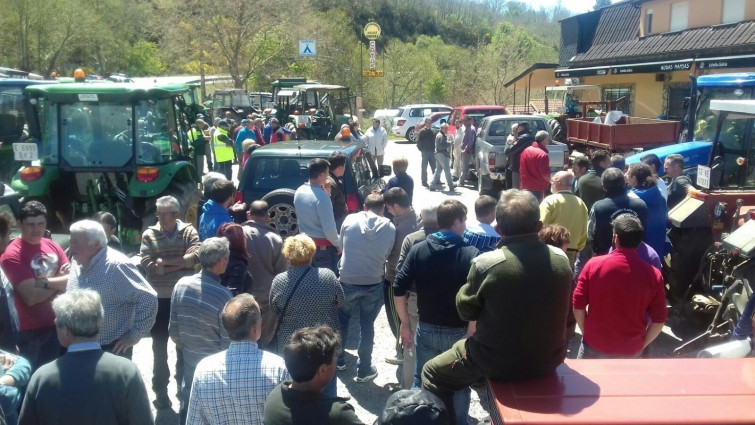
<box><xmin>421</xmin><ymin>190</ymin><xmax>573</xmax><ymax>422</ymax></box>
<box><xmin>263</xmin><ymin>326</ymin><xmax>363</xmax><ymax>425</ymax></box>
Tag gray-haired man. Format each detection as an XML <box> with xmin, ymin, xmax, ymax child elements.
<box><xmin>170</xmin><ymin>237</ymin><xmax>233</xmax><ymax>425</ymax></box>
<box><xmin>63</xmin><ymin>220</ymin><xmax>158</xmax><ymax>360</ymax></box>
<box><xmin>140</xmin><ymin>195</ymin><xmax>200</xmax><ymax>409</ymax></box>
<box><xmin>19</xmin><ymin>289</ymin><xmax>154</xmax><ymax>425</ymax></box>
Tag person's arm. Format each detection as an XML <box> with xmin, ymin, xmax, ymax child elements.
<box><xmin>539</xmin><ymin>198</ymin><xmax>554</xmax><ymax>226</ymax></box>
<box><xmin>463</xmin><ymin>321</ymin><xmax>477</xmax><ymax>339</ymax></box>
<box><xmin>393</xmin><ymin>249</ymin><xmax>417</xmax><ymax>349</ymax></box>
<box><xmin>538</xmin><ymin>153</ymin><xmax>551</xmax><ymax>184</ymax></box>
<box><xmin>643</xmin><ymin>322</ymin><xmax>664</xmax><ymax>349</ymax></box>
<box><xmin>271</xmin><ymin>236</ymin><xmax>290</xmax><ymax>274</ymax></box>
<box><xmin>269</xmin><ymin>274</ymin><xmax>285</xmax><ymax>316</ymax></box>
<box><xmin>644</xmin><ymin>271</ymin><xmax>668</xmax><ymax>349</ymax></box>
<box><xmin>317</xmin><ymin>194</ymin><xmax>341</xmax><ymax>249</ymax></box>
<box><xmin>218</xmin><ymin>305</ymin><xmax>231</xmax><ymax>350</ymax></box>
<box><xmin>13</xmin><ymin>278</ymin><xmax>57</xmax><ymax>306</ymax></box>
<box><xmin>456</xmin><ymin>262</ymin><xmax>484</xmax><ymax>321</ymax></box>
<box><xmin>330</xmin><ymin>272</ymin><xmax>345</xmax><ymax>308</ymax></box>
<box><xmin>1</xmin><ymin>352</ymin><xmax>30</xmax><ymax>388</ymax></box>
<box><xmin>126</xmin><ymin>367</ymin><xmax>155</xmax><ymax>425</ymax></box>
<box><xmin>576</xmin><ymin>203</ymin><xmax>589</xmax><ymax>251</ymax></box>
<box><xmin>573</xmin><ymin>309</ymin><xmax>586</xmax><ymax>333</ymax></box>
<box><xmin>586</xmin><ymin>207</ymin><xmax>596</xmax><ymax>246</ymax></box>
<box><xmin>381</xmin><ymin>131</ymin><xmax>388</xmax><ymax>150</ymax></box>
<box><xmin>113</xmin><ymin>265</ymin><xmax>158</xmax><ymax>354</ymax></box>
<box><xmin>337</xmin><ymin>402</ymin><xmax>366</xmax><ymax>425</ymax></box>
<box><xmin>396</xmin><ymin>235</ymin><xmax>413</xmax><ymax>273</ymax></box>
<box><xmin>33</xmin><ymin>274</ymin><xmax>68</xmax><ymax>293</ymax></box>
<box><xmin>219</xmin><ymin>133</ymin><xmax>233</xmax><ymax>148</ymax></box>
<box><xmin>18</xmin><ymin>377</ymin><xmax>39</xmax><ymax>425</ymax></box>
<box><xmin>169</xmin><ymin>289</ymin><xmax>180</xmax><ymax>346</ymax></box>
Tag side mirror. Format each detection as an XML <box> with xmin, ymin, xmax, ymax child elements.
<box><xmin>380</xmin><ymin>165</ymin><xmax>392</xmax><ymax>177</ymax></box>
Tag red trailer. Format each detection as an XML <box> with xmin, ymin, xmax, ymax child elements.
<box><xmin>566</xmin><ymin>116</ymin><xmax>681</xmax><ymax>153</ymax></box>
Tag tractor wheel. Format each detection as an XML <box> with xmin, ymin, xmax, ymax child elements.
<box><xmin>141</xmin><ymin>180</ymin><xmax>202</xmax><ymax>232</ymax></box>
<box><xmin>262</xmin><ymin>189</ymin><xmax>298</xmax><ymax>238</ymax></box>
<box><xmin>548</xmin><ymin>118</ymin><xmax>566</xmax><ymax>143</ymax></box>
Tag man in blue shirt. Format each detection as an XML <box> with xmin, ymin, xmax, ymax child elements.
<box><xmin>235</xmin><ymin>118</ymin><xmax>256</xmax><ymax>155</ymax></box>
<box><xmin>199</xmin><ymin>180</ymin><xmax>246</xmax><ymax>241</ymax></box>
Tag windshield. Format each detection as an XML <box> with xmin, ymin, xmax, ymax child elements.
<box><xmin>0</xmin><ymin>87</ymin><xmax>29</xmax><ymax>144</ymax></box>
<box><xmin>37</xmin><ymin>99</ymin><xmax>58</xmax><ymax>164</ymax></box>
<box><xmin>695</xmin><ymin>87</ymin><xmax>755</xmax><ymax>141</ymax></box>
<box><xmin>60</xmin><ymin>102</ymin><xmax>132</xmax><ymax>167</ymax></box>
<box><xmin>247</xmin><ymin>157</ymin><xmax>309</xmax><ymax>191</ymax></box>
<box><xmin>135</xmin><ymin>99</ymin><xmax>181</xmax><ymax>164</ymax></box>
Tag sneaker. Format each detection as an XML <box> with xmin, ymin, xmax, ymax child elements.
<box><xmin>153</xmin><ymin>393</ymin><xmax>172</xmax><ymax>409</ymax></box>
<box><xmin>385</xmin><ymin>354</ymin><xmax>404</xmax><ymax>365</ymax></box>
<box><xmin>337</xmin><ymin>358</ymin><xmax>347</xmax><ymax>371</ymax></box>
<box><xmin>355</xmin><ymin>365</ymin><xmax>379</xmax><ymax>382</ymax></box>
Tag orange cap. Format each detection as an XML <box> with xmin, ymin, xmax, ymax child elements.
<box><xmin>341</xmin><ymin>128</ymin><xmax>351</xmax><ymax>138</ymax></box>
<box><xmin>73</xmin><ymin>68</ymin><xmax>86</xmax><ymax>80</ymax></box>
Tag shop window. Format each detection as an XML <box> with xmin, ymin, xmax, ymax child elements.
<box><xmin>602</xmin><ymin>86</ymin><xmax>633</xmax><ymax>116</ymax></box>
<box><xmin>670</xmin><ymin>2</ymin><xmax>689</xmax><ymax>32</ymax></box>
<box><xmin>666</xmin><ymin>83</ymin><xmax>690</xmax><ymax>120</ymax></box>
<box><xmin>723</xmin><ymin>0</ymin><xmax>745</xmax><ymax>24</ymax></box>
<box><xmin>645</xmin><ymin>9</ymin><xmax>653</xmax><ymax>35</ymax></box>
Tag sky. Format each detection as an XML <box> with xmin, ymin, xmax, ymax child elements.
<box><xmin>517</xmin><ymin>0</ymin><xmax>617</xmax><ymax>14</ymax></box>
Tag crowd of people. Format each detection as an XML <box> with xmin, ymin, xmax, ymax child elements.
<box><xmin>0</xmin><ymin>113</ymin><xmax>704</xmax><ymax>425</ymax></box>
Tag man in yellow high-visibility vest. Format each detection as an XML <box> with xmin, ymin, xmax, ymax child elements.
<box><xmin>213</xmin><ymin>120</ymin><xmax>235</xmax><ymax>180</ymax></box>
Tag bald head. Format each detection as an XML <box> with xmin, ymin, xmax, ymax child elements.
<box><xmin>221</xmin><ymin>294</ymin><xmax>261</xmax><ymax>341</ymax></box>
<box><xmin>551</xmin><ymin>171</ymin><xmax>573</xmax><ymax>192</ymax></box>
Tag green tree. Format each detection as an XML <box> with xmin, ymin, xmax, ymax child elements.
<box><xmin>126</xmin><ymin>41</ymin><xmax>166</xmax><ymax>76</ymax></box>
<box><xmin>594</xmin><ymin>0</ymin><xmax>611</xmax><ymax>10</ymax></box>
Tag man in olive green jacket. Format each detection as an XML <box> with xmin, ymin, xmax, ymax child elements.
<box><xmin>421</xmin><ymin>190</ymin><xmax>573</xmax><ymax>423</ymax></box>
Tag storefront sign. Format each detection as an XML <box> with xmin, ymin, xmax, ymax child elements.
<box><xmin>555</xmin><ymin>67</ymin><xmax>609</xmax><ymax>78</ymax></box>
<box><xmin>612</xmin><ymin>60</ymin><xmax>692</xmax><ymax>74</ymax></box>
<box><xmin>698</xmin><ymin>56</ymin><xmax>755</xmax><ymax>70</ymax></box>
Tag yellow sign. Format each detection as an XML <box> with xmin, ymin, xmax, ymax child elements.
<box><xmin>362</xmin><ymin>71</ymin><xmax>384</xmax><ymax>77</ymax></box>
<box><xmin>363</xmin><ymin>22</ymin><xmax>382</xmax><ymax>40</ymax></box>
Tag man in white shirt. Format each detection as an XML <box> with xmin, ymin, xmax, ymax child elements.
<box><xmin>364</xmin><ymin>118</ymin><xmax>389</xmax><ymax>166</ymax></box>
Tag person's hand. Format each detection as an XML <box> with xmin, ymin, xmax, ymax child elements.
<box><xmin>400</xmin><ymin>322</ymin><xmax>414</xmax><ymax>349</ymax></box>
<box><xmin>231</xmin><ymin>202</ymin><xmax>247</xmax><ymax>212</ymax></box>
<box><xmin>60</xmin><ymin>263</ymin><xmax>71</xmax><ymax>275</ymax></box>
<box><xmin>111</xmin><ymin>336</ymin><xmax>137</xmax><ymax>355</ymax></box>
<box><xmin>0</xmin><ymin>353</ymin><xmax>15</xmax><ymax>371</ymax></box>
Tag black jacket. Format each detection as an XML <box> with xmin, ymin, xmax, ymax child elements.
<box><xmin>417</xmin><ymin>128</ymin><xmax>436</xmax><ymax>152</ymax></box>
<box><xmin>220</xmin><ymin>251</ymin><xmax>254</xmax><ymax>296</ymax></box>
<box><xmin>505</xmin><ymin>131</ymin><xmax>534</xmax><ymax>172</ymax></box>
<box><xmin>589</xmin><ymin>191</ymin><xmax>648</xmax><ymax>255</ymax></box>
<box><xmin>394</xmin><ymin>233</ymin><xmax>480</xmax><ymax>328</ymax></box>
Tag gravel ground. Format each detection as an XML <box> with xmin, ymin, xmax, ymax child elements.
<box><xmin>132</xmin><ymin>137</ymin><xmax>704</xmax><ymax>424</ymax></box>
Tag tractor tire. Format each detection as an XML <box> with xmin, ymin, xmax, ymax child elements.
<box><xmin>406</xmin><ymin>127</ymin><xmax>416</xmax><ymax>143</ymax></box>
<box><xmin>262</xmin><ymin>189</ymin><xmax>298</xmax><ymax>238</ymax></box>
<box><xmin>548</xmin><ymin>118</ymin><xmax>566</xmax><ymax>143</ymax></box>
<box><xmin>141</xmin><ymin>180</ymin><xmax>202</xmax><ymax>232</ymax></box>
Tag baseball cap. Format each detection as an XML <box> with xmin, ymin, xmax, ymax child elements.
<box><xmin>241</xmin><ymin>119</ymin><xmax>249</xmax><ymax>124</ymax></box>
<box><xmin>218</xmin><ymin>120</ymin><xmax>230</xmax><ymax>127</ymax></box>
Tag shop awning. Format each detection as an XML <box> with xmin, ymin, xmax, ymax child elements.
<box><xmin>504</xmin><ymin>63</ymin><xmax>559</xmax><ymax>89</ymax></box>
<box><xmin>698</xmin><ymin>54</ymin><xmax>755</xmax><ymax>71</ymax></box>
<box><xmin>611</xmin><ymin>59</ymin><xmax>693</xmax><ymax>75</ymax></box>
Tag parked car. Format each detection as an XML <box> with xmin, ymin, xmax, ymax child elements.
<box><xmin>448</xmin><ymin>105</ymin><xmax>508</xmax><ymax>136</ymax></box>
<box><xmin>239</xmin><ymin>141</ymin><xmax>391</xmax><ymax>237</ymax></box>
<box><xmin>473</xmin><ymin>115</ymin><xmax>568</xmax><ymax>196</ymax></box>
<box><xmin>415</xmin><ymin>111</ymin><xmax>451</xmax><ymax>133</ymax></box>
<box><xmin>391</xmin><ymin>104</ymin><xmax>452</xmax><ymax>142</ymax></box>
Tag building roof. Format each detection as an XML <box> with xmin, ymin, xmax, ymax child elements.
<box><xmin>565</xmin><ymin>0</ymin><xmax>755</xmax><ymax>69</ymax></box>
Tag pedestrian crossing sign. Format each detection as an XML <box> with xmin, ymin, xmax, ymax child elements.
<box><xmin>299</xmin><ymin>40</ymin><xmax>316</xmax><ymax>57</ymax></box>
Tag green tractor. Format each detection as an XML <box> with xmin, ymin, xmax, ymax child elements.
<box><xmin>12</xmin><ymin>83</ymin><xmax>201</xmax><ymax>247</ymax></box>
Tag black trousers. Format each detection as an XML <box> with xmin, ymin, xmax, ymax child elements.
<box><xmin>151</xmin><ymin>298</ymin><xmax>183</xmax><ymax>394</ymax></box>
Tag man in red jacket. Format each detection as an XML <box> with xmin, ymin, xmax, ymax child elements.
<box><xmin>573</xmin><ymin>213</ymin><xmax>667</xmax><ymax>358</ymax></box>
<box><xmin>519</xmin><ymin>130</ymin><xmax>551</xmax><ymax>201</ymax></box>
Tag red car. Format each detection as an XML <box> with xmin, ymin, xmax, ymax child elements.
<box><xmin>448</xmin><ymin>105</ymin><xmax>508</xmax><ymax>136</ymax></box>
<box><xmin>414</xmin><ymin>111</ymin><xmax>451</xmax><ymax>133</ymax></box>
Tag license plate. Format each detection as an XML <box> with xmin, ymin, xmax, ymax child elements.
<box><xmin>13</xmin><ymin>143</ymin><xmax>38</xmax><ymax>161</ymax></box>
<box><xmin>697</xmin><ymin>165</ymin><xmax>711</xmax><ymax>189</ymax></box>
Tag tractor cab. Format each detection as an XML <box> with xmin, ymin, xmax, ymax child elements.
<box><xmin>212</xmin><ymin>89</ymin><xmax>257</xmax><ymax>124</ymax></box>
<box><xmin>288</xmin><ymin>84</ymin><xmax>355</xmax><ymax>140</ymax></box>
<box><xmin>13</xmin><ymin>83</ymin><xmax>200</xmax><ymax>247</ymax></box>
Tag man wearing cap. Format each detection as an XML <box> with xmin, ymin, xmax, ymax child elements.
<box><xmin>213</xmin><ymin>120</ymin><xmax>235</xmax><ymax>180</ymax></box>
<box><xmin>364</xmin><ymin>118</ymin><xmax>389</xmax><ymax>166</ymax></box>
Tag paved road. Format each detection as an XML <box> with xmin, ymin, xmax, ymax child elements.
<box><xmin>133</xmin><ymin>137</ymin><xmax>703</xmax><ymax>424</ymax></box>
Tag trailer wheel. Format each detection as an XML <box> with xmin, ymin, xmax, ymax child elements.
<box><xmin>548</xmin><ymin>118</ymin><xmax>566</xmax><ymax>143</ymax></box>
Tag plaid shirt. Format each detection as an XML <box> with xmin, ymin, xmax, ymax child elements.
<box><xmin>68</xmin><ymin>247</ymin><xmax>158</xmax><ymax>345</ymax></box>
<box><xmin>186</xmin><ymin>341</ymin><xmax>289</xmax><ymax>425</ymax></box>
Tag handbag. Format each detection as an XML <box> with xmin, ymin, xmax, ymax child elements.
<box><xmin>271</xmin><ymin>267</ymin><xmax>312</xmax><ymax>346</ymax></box>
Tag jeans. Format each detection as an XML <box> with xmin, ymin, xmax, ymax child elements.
<box><xmin>432</xmin><ymin>153</ymin><xmax>454</xmax><ymax>188</ymax></box>
<box><xmin>420</xmin><ymin>151</ymin><xmax>436</xmax><ymax>185</ymax></box>
<box><xmin>401</xmin><ymin>292</ymin><xmax>420</xmax><ymax>389</ymax></box>
<box><xmin>313</xmin><ymin>246</ymin><xmax>339</xmax><ymax>275</ymax></box>
<box><xmin>734</xmin><ymin>293</ymin><xmax>755</xmax><ymax>339</ymax></box>
<box><xmin>414</xmin><ymin>322</ymin><xmax>471</xmax><ymax>425</ymax></box>
<box><xmin>577</xmin><ymin>341</ymin><xmax>642</xmax><ymax>359</ymax></box>
<box><xmin>338</xmin><ymin>282</ymin><xmax>383</xmax><ymax>374</ymax></box>
<box><xmin>17</xmin><ymin>326</ymin><xmax>60</xmax><ymax>370</ymax></box>
<box><xmin>216</xmin><ymin>160</ymin><xmax>232</xmax><ymax>180</ymax></box>
<box><xmin>151</xmin><ymin>298</ymin><xmax>183</xmax><ymax>395</ymax></box>
<box><xmin>383</xmin><ymin>281</ymin><xmax>400</xmax><ymax>350</ymax></box>
<box><xmin>179</xmin><ymin>358</ymin><xmax>198</xmax><ymax>425</ymax></box>
<box><xmin>460</xmin><ymin>151</ymin><xmax>473</xmax><ymax>183</ymax></box>
<box><xmin>452</xmin><ymin>145</ymin><xmax>462</xmax><ymax>178</ymax></box>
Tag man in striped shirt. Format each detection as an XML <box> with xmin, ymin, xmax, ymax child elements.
<box><xmin>140</xmin><ymin>195</ymin><xmax>200</xmax><ymax>409</ymax></box>
<box><xmin>463</xmin><ymin>195</ymin><xmax>501</xmax><ymax>252</ymax></box>
<box><xmin>170</xmin><ymin>237</ymin><xmax>233</xmax><ymax>425</ymax></box>
<box><xmin>186</xmin><ymin>294</ymin><xmax>289</xmax><ymax>425</ymax></box>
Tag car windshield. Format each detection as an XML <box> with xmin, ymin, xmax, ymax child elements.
<box><xmin>60</xmin><ymin>101</ymin><xmax>132</xmax><ymax>167</ymax></box>
<box><xmin>695</xmin><ymin>87</ymin><xmax>755</xmax><ymax>143</ymax></box>
<box><xmin>248</xmin><ymin>157</ymin><xmax>309</xmax><ymax>191</ymax></box>
<box><xmin>135</xmin><ymin>99</ymin><xmax>181</xmax><ymax>164</ymax></box>
<box><xmin>0</xmin><ymin>87</ymin><xmax>29</xmax><ymax>145</ymax></box>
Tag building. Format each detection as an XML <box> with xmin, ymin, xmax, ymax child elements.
<box><xmin>507</xmin><ymin>0</ymin><xmax>755</xmax><ymax>119</ymax></box>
